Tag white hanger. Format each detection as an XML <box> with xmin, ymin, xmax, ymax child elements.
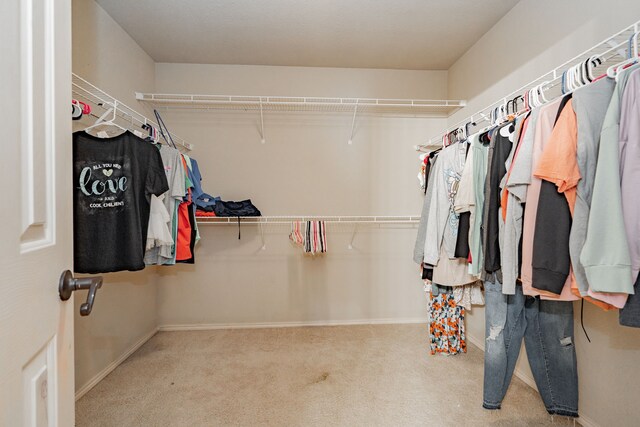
<box><xmin>538</xmin><ymin>81</ymin><xmax>551</xmax><ymax>104</ymax></box>
<box><xmin>528</xmin><ymin>88</ymin><xmax>538</xmax><ymax>109</ymax></box>
<box><xmin>606</xmin><ymin>56</ymin><xmax>638</xmax><ymax>80</ymax></box>
<box><xmin>84</xmin><ymin>102</ymin><xmax>127</xmax><ymax>135</ymax></box>
<box><xmin>586</xmin><ymin>55</ymin><xmax>600</xmax><ymax>81</ymax></box>
<box><xmin>575</xmin><ymin>61</ymin><xmax>587</xmax><ymax>86</ymax></box>
<box><xmin>567</xmin><ymin>66</ymin><xmax>578</xmax><ymax>92</ymax></box>
<box><xmin>607</xmin><ymin>32</ymin><xmax>639</xmax><ymax>80</ymax></box>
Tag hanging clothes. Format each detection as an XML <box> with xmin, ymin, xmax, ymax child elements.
<box><xmin>482</xmin><ymin>123</ymin><xmax>514</xmax><ymax>279</ymax></box>
<box><xmin>175</xmin><ymin>154</ymin><xmax>195</xmax><ymax>263</ymax></box>
<box><xmin>618</xmin><ymin>68</ymin><xmax>640</xmax><ymax>326</ymax></box>
<box><xmin>570</xmin><ymin>77</ymin><xmax>626</xmax><ymax>309</ymax></box>
<box><xmin>73</xmin><ymin>130</ymin><xmax>169</xmax><ymax>273</ymax></box>
<box><xmin>532</xmin><ymin>96</ymin><xmax>577</xmax><ymax>296</ymax></box>
<box><xmin>520</xmin><ymin>98</ymin><xmax>578</xmax><ymax>301</ymax></box>
<box><xmin>501</xmin><ymin>111</ymin><xmax>536</xmax><ymax>294</ymax></box>
<box><xmin>302</xmin><ymin>221</ymin><xmax>327</xmax><ymax>255</ymax></box>
<box><xmin>289</xmin><ymin>221</ymin><xmax>305</xmax><ymax>247</ymax></box>
<box><xmin>414</xmin><ymin>51</ymin><xmax>640</xmax><ymax>421</ymax></box>
<box><xmin>423</xmin><ymin>142</ymin><xmax>469</xmax><ymax>265</ymax></box>
<box><xmin>425</xmin><ymin>284</ymin><xmax>467</xmax><ymax>356</ymax></box>
<box><xmin>414</xmin><ymin>153</ymin><xmax>440</xmax><ymax>265</ymax></box>
<box><xmin>144</xmin><ymin>145</ymin><xmax>187</xmax><ymax>265</ymax></box>
<box><xmin>146</xmin><ymin>194</ymin><xmax>173</xmax><ymax>252</ymax></box>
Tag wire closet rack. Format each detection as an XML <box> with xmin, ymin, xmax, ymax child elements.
<box><xmin>135</xmin><ymin>93</ymin><xmax>466</xmax><ymax>117</ymax></box>
<box><xmin>196</xmin><ymin>215</ymin><xmax>421</xmax><ymax>225</ymax></box>
<box><xmin>419</xmin><ymin>19</ymin><xmax>640</xmax><ymax>151</ymax></box>
<box><xmin>72</xmin><ymin>73</ymin><xmax>194</xmax><ymax>151</ymax></box>
<box><xmin>197</xmin><ymin>216</ymin><xmax>420</xmax><ymax>250</ymax></box>
<box><xmin>135</xmin><ymin>93</ymin><xmax>465</xmax><ymax>144</ymax></box>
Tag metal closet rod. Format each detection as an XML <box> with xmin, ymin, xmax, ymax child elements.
<box><xmin>196</xmin><ymin>215</ymin><xmax>421</xmax><ymax>225</ymax></box>
<box><xmin>71</xmin><ymin>73</ymin><xmax>194</xmax><ymax>151</ymax></box>
<box><xmin>420</xmin><ymin>18</ymin><xmax>640</xmax><ymax>151</ymax></box>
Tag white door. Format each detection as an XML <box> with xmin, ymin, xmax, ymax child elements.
<box><xmin>0</xmin><ymin>0</ymin><xmax>74</xmax><ymax>426</ymax></box>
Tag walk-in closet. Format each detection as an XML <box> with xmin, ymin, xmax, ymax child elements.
<box><xmin>2</xmin><ymin>0</ymin><xmax>640</xmax><ymax>426</ymax></box>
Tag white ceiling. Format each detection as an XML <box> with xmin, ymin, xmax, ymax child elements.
<box><xmin>95</xmin><ymin>0</ymin><xmax>521</xmax><ymax>70</ymax></box>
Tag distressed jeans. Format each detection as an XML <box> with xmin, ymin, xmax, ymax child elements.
<box><xmin>483</xmin><ymin>279</ymin><xmax>578</xmax><ymax>417</ymax></box>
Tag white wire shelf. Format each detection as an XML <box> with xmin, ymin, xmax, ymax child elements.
<box><xmin>135</xmin><ymin>93</ymin><xmax>466</xmax><ymax>117</ymax></box>
<box><xmin>72</xmin><ymin>74</ymin><xmax>194</xmax><ymax>151</ymax></box>
<box><xmin>421</xmin><ymin>19</ymin><xmax>640</xmax><ymax>150</ymax></box>
<box><xmin>196</xmin><ymin>215</ymin><xmax>421</xmax><ymax>225</ymax></box>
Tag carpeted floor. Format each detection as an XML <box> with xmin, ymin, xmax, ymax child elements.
<box><xmin>76</xmin><ymin>324</ymin><xmax>577</xmax><ymax>426</ymax></box>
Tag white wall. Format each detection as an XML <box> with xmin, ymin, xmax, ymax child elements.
<box><xmin>446</xmin><ymin>1</ymin><xmax>640</xmax><ymax>426</ymax></box>
<box><xmin>154</xmin><ymin>64</ymin><xmax>447</xmax><ymax>327</ymax></box>
<box><xmin>72</xmin><ymin>0</ymin><xmax>159</xmax><ymax>395</ymax></box>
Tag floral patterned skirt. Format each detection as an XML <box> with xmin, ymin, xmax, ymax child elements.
<box><xmin>428</xmin><ymin>292</ymin><xmax>467</xmax><ymax>355</ymax></box>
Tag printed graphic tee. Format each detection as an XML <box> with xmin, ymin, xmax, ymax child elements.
<box><xmin>73</xmin><ymin>131</ymin><xmax>169</xmax><ymax>273</ymax></box>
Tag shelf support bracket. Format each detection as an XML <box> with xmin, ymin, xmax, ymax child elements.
<box><xmin>259</xmin><ymin>99</ymin><xmax>266</xmax><ymax>144</ymax></box>
<box><xmin>348</xmin><ymin>103</ymin><xmax>358</xmax><ymax>145</ymax></box>
<box><xmin>259</xmin><ymin>222</ymin><xmax>266</xmax><ymax>250</ymax></box>
<box><xmin>606</xmin><ymin>40</ymin><xmax>628</xmax><ymax>59</ymax></box>
<box><xmin>348</xmin><ymin>224</ymin><xmax>358</xmax><ymax>250</ymax></box>
<box><xmin>260</xmin><ymin>221</ymin><xmax>267</xmax><ymax>251</ymax></box>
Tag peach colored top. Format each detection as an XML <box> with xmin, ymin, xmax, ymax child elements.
<box><xmin>520</xmin><ymin>98</ymin><xmax>579</xmax><ymax>301</ymax></box>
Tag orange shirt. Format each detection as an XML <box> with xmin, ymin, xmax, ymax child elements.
<box><xmin>534</xmin><ymin>99</ymin><xmax>580</xmax><ymax>214</ymax></box>
<box><xmin>534</xmin><ymin>100</ymin><xmax>617</xmax><ymax>310</ymax></box>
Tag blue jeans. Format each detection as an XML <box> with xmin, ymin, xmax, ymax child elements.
<box><xmin>483</xmin><ymin>280</ymin><xmax>578</xmax><ymax>417</ymax></box>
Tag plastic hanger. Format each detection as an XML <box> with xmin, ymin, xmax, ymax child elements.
<box><xmin>607</xmin><ymin>33</ymin><xmax>639</xmax><ymax>80</ymax></box>
<box><xmin>83</xmin><ymin>103</ymin><xmax>127</xmax><ymax>135</ymax></box>
<box><xmin>606</xmin><ymin>56</ymin><xmax>638</xmax><ymax>81</ymax></box>
<box><xmin>513</xmin><ymin>95</ymin><xmax>524</xmax><ymax>114</ymax></box>
<box><xmin>575</xmin><ymin>62</ymin><xmax>586</xmax><ymax>87</ymax></box>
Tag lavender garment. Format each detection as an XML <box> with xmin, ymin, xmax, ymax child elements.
<box><xmin>619</xmin><ymin>69</ymin><xmax>640</xmax><ymax>327</ymax></box>
<box><xmin>619</xmin><ymin>69</ymin><xmax>640</xmax><ymax>283</ymax></box>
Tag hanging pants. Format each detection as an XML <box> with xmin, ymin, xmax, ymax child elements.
<box><xmin>429</xmin><ymin>290</ymin><xmax>466</xmax><ymax>356</ymax></box>
<box><xmin>483</xmin><ymin>279</ymin><xmax>578</xmax><ymax>417</ymax></box>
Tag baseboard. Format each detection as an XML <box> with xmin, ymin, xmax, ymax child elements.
<box><xmin>75</xmin><ymin>327</ymin><xmax>159</xmax><ymax>401</ymax></box>
<box><xmin>158</xmin><ymin>317</ymin><xmax>430</xmax><ymax>332</ymax></box>
<box><xmin>575</xmin><ymin>413</ymin><xmax>599</xmax><ymax>427</ymax></box>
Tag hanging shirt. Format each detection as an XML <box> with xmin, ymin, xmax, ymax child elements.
<box><xmin>468</xmin><ymin>132</ymin><xmax>491</xmax><ymax>277</ymax></box>
<box><xmin>182</xmin><ymin>155</ymin><xmax>200</xmax><ymax>245</ymax></box>
<box><xmin>432</xmin><ymin>245</ymin><xmax>478</xmax><ymax>287</ymax></box>
<box><xmin>423</xmin><ymin>142</ymin><xmax>468</xmax><ymax>265</ymax></box>
<box><xmin>619</xmin><ymin>69</ymin><xmax>640</xmax><ymax>285</ymax></box>
<box><xmin>483</xmin><ymin>123</ymin><xmax>513</xmax><ymax>276</ymax></box>
<box><xmin>414</xmin><ymin>154</ymin><xmax>439</xmax><ymax>265</ymax></box>
<box><xmin>570</xmin><ymin>77</ymin><xmax>626</xmax><ymax>310</ymax></box>
<box><xmin>521</xmin><ymin>97</ymin><xmax>577</xmax><ymax>300</ymax></box>
<box><xmin>453</xmin><ymin>139</ymin><xmax>475</xmax><ymax>215</ymax></box>
<box><xmin>144</xmin><ymin>145</ymin><xmax>186</xmax><ymax>265</ymax></box>
<box><xmin>73</xmin><ymin>131</ymin><xmax>169</xmax><ymax>273</ymax></box>
<box><xmin>619</xmin><ymin>69</ymin><xmax>640</xmax><ymax>326</ymax></box>
<box><xmin>176</xmin><ymin>154</ymin><xmax>194</xmax><ymax>262</ymax></box>
<box><xmin>497</xmin><ymin>115</ymin><xmax>527</xmax><ymax>275</ymax></box>
<box><xmin>581</xmin><ymin>65</ymin><xmax>639</xmax><ymax>295</ymax></box>
<box><xmin>146</xmin><ymin>194</ymin><xmax>173</xmax><ymax>251</ymax></box>
<box><xmin>532</xmin><ymin>99</ymin><xmax>579</xmax><ymax>296</ymax></box>
<box><xmin>453</xmin><ymin>142</ymin><xmax>472</xmax><ymax>259</ymax></box>
<box><xmin>501</xmin><ymin>112</ymin><xmax>535</xmax><ymax>294</ymax></box>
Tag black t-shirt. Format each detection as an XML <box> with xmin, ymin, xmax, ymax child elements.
<box><xmin>484</xmin><ymin>124</ymin><xmax>513</xmax><ymax>274</ymax></box>
<box><xmin>73</xmin><ymin>131</ymin><xmax>169</xmax><ymax>273</ymax></box>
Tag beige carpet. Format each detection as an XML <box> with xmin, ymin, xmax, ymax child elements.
<box><xmin>76</xmin><ymin>324</ymin><xmax>577</xmax><ymax>426</ymax></box>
